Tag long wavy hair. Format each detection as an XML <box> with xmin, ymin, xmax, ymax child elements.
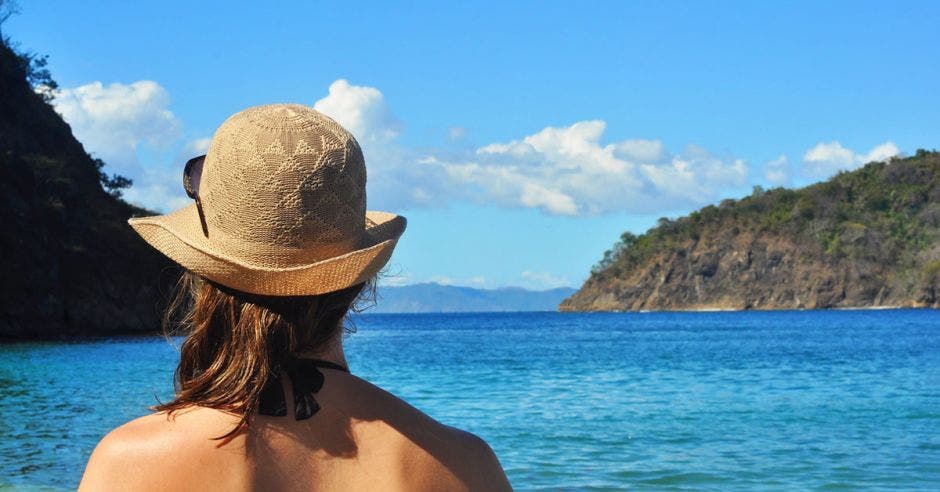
<box><xmin>153</xmin><ymin>271</ymin><xmax>373</xmax><ymax>440</ymax></box>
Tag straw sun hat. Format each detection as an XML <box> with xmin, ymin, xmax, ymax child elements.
<box><xmin>128</xmin><ymin>104</ymin><xmax>406</xmax><ymax>296</ymax></box>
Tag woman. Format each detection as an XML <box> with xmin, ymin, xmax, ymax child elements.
<box><xmin>79</xmin><ymin>104</ymin><xmax>512</xmax><ymax>491</ymax></box>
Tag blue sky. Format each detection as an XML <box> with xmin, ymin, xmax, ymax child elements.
<box><xmin>7</xmin><ymin>1</ymin><xmax>940</xmax><ymax>290</ymax></box>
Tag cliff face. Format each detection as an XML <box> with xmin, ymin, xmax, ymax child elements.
<box><xmin>0</xmin><ymin>41</ymin><xmax>176</xmax><ymax>339</ymax></box>
<box><xmin>562</xmin><ymin>151</ymin><xmax>940</xmax><ymax>311</ymax></box>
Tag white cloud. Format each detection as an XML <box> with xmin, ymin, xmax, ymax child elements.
<box><xmin>448</xmin><ymin>127</ymin><xmax>468</xmax><ymax>140</ymax></box>
<box><xmin>50</xmin><ymin>77</ymin><xmax>790</xmax><ymax>219</ymax></box>
<box><xmin>428</xmin><ymin>275</ymin><xmax>488</xmax><ymax>288</ymax></box>
<box><xmin>802</xmin><ymin>140</ymin><xmax>900</xmax><ymax>178</ymax></box>
<box><xmin>377</xmin><ymin>271</ymin><xmax>413</xmax><ymax>287</ymax></box>
<box><xmin>763</xmin><ymin>155</ymin><xmax>791</xmax><ymax>186</ymax></box>
<box><xmin>420</xmin><ymin>271</ymin><xmax>571</xmax><ymax>290</ymax></box>
<box><xmin>308</xmin><ymin>80</ymin><xmax>751</xmax><ymax>216</ymax></box>
<box><xmin>52</xmin><ymin>81</ymin><xmax>181</xmax><ymax>172</ymax></box>
<box><xmin>613</xmin><ymin>139</ymin><xmax>667</xmax><ymax>162</ymax></box>
<box><xmin>516</xmin><ymin>270</ymin><xmax>572</xmax><ymax>290</ymax></box>
<box><xmin>389</xmin><ymin>271</ymin><xmax>570</xmax><ymax>290</ymax></box>
<box><xmin>120</xmin><ymin>165</ymin><xmax>192</xmax><ymax>212</ymax></box>
<box><xmin>860</xmin><ymin>141</ymin><xmax>901</xmax><ymax>163</ymax></box>
<box><xmin>803</xmin><ymin>141</ymin><xmax>855</xmax><ymax>167</ymax></box>
<box><xmin>520</xmin><ymin>182</ymin><xmax>579</xmax><ymax>216</ymax></box>
<box><xmin>182</xmin><ymin>137</ymin><xmax>211</xmax><ymax>157</ymax></box>
<box><xmin>116</xmin><ymin>137</ymin><xmax>216</xmax><ymax>212</ymax></box>
<box><xmin>313</xmin><ymin>79</ymin><xmax>402</xmax><ymax>144</ymax></box>
<box><xmin>431</xmin><ymin>123</ymin><xmax>748</xmax><ymax>216</ymax></box>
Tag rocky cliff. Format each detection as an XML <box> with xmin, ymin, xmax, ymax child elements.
<box><xmin>561</xmin><ymin>151</ymin><xmax>940</xmax><ymax>311</ymax></box>
<box><xmin>0</xmin><ymin>40</ymin><xmax>175</xmax><ymax>339</ymax></box>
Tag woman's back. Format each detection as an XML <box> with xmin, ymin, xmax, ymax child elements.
<box><xmin>79</xmin><ymin>368</ymin><xmax>510</xmax><ymax>491</ymax></box>
<box><xmin>84</xmin><ymin>104</ymin><xmax>511</xmax><ymax>489</ymax></box>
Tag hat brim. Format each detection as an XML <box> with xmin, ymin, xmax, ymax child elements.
<box><xmin>128</xmin><ymin>204</ymin><xmax>405</xmax><ymax>296</ymax></box>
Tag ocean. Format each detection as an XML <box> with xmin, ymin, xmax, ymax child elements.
<box><xmin>1</xmin><ymin>310</ymin><xmax>938</xmax><ymax>490</ymax></box>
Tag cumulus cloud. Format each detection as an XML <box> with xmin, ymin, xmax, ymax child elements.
<box><xmin>50</xmin><ymin>77</ymin><xmax>760</xmax><ymax>217</ymax></box>
<box><xmin>121</xmin><ymin>167</ymin><xmax>192</xmax><ymax>213</ymax></box>
<box><xmin>113</xmin><ymin>136</ymin><xmax>216</xmax><ymax>212</ymax></box>
<box><xmin>310</xmin><ymin>81</ymin><xmax>750</xmax><ymax>215</ymax></box>
<box><xmin>52</xmin><ymin>80</ymin><xmax>181</xmax><ymax>172</ymax></box>
<box><xmin>516</xmin><ymin>270</ymin><xmax>572</xmax><ymax>290</ymax></box>
<box><xmin>313</xmin><ymin>79</ymin><xmax>402</xmax><ymax>144</ymax></box>
<box><xmin>431</xmin><ymin>123</ymin><xmax>748</xmax><ymax>216</ymax></box>
<box><xmin>860</xmin><ymin>142</ymin><xmax>901</xmax><ymax>163</ymax></box>
<box><xmin>613</xmin><ymin>138</ymin><xmax>667</xmax><ymax>163</ymax></box>
<box><xmin>763</xmin><ymin>155</ymin><xmax>791</xmax><ymax>186</ymax></box>
<box><xmin>181</xmin><ymin>137</ymin><xmax>211</xmax><ymax>157</ymax></box>
<box><xmin>802</xmin><ymin>140</ymin><xmax>900</xmax><ymax>178</ymax></box>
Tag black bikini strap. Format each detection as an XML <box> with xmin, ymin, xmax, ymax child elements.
<box><xmin>306</xmin><ymin>359</ymin><xmax>349</xmax><ymax>372</ymax></box>
<box><xmin>258</xmin><ymin>358</ymin><xmax>348</xmax><ymax>420</ymax></box>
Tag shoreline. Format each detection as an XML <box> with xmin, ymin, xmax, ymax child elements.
<box><xmin>560</xmin><ymin>303</ymin><xmax>935</xmax><ymax>314</ymax></box>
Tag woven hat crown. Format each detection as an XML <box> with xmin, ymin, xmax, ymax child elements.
<box><xmin>128</xmin><ymin>102</ymin><xmax>405</xmax><ymax>296</ymax></box>
<box><xmin>199</xmin><ymin>104</ymin><xmax>367</xmax><ymax>267</ymax></box>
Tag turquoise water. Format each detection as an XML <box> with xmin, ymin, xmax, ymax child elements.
<box><xmin>1</xmin><ymin>310</ymin><xmax>939</xmax><ymax>490</ymax></box>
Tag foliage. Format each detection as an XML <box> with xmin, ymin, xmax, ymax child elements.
<box><xmin>92</xmin><ymin>158</ymin><xmax>133</xmax><ymax>198</ymax></box>
<box><xmin>0</xmin><ymin>0</ymin><xmax>19</xmax><ymax>36</ymax></box>
<box><xmin>23</xmin><ymin>52</ymin><xmax>58</xmax><ymax>102</ymax></box>
<box><xmin>590</xmin><ymin>150</ymin><xmax>940</xmax><ymax>286</ymax></box>
<box><xmin>591</xmin><ymin>231</ymin><xmax>637</xmax><ymax>276</ymax></box>
<box><xmin>925</xmin><ymin>260</ymin><xmax>940</xmax><ymax>287</ymax></box>
<box><xmin>1</xmin><ymin>7</ymin><xmax>59</xmax><ymax>103</ymax></box>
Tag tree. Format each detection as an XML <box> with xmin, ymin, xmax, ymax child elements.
<box><xmin>24</xmin><ymin>52</ymin><xmax>58</xmax><ymax>101</ymax></box>
<box><xmin>0</xmin><ymin>0</ymin><xmax>20</xmax><ymax>39</ymax></box>
<box><xmin>1</xmin><ymin>2</ymin><xmax>59</xmax><ymax>103</ymax></box>
<box><xmin>92</xmin><ymin>158</ymin><xmax>134</xmax><ymax>199</ymax></box>
<box><xmin>590</xmin><ymin>231</ymin><xmax>639</xmax><ymax>276</ymax></box>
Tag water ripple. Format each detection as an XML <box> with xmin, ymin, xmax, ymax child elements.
<box><xmin>1</xmin><ymin>310</ymin><xmax>938</xmax><ymax>490</ymax></box>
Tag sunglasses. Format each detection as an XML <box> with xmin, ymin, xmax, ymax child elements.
<box><xmin>183</xmin><ymin>155</ymin><xmax>209</xmax><ymax>236</ymax></box>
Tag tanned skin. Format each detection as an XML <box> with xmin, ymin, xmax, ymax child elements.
<box><xmin>78</xmin><ymin>337</ymin><xmax>512</xmax><ymax>491</ymax></box>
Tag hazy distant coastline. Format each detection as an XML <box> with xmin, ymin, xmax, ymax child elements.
<box><xmin>370</xmin><ymin>283</ymin><xmax>576</xmax><ymax>313</ymax></box>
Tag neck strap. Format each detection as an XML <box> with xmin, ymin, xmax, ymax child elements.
<box><xmin>258</xmin><ymin>357</ymin><xmax>348</xmax><ymax>421</ymax></box>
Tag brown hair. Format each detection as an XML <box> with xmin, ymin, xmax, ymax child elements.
<box><xmin>154</xmin><ymin>271</ymin><xmax>373</xmax><ymax>440</ymax></box>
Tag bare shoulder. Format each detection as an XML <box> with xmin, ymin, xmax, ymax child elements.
<box><xmin>78</xmin><ymin>412</ymin><xmax>175</xmax><ymax>491</ymax></box>
<box><xmin>349</xmin><ymin>378</ymin><xmax>512</xmax><ymax>491</ymax></box>
<box><xmin>78</xmin><ymin>409</ymin><xmax>237</xmax><ymax>491</ymax></box>
<box><xmin>421</xmin><ymin>425</ymin><xmax>513</xmax><ymax>492</ymax></box>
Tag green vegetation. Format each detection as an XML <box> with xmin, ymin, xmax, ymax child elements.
<box><xmin>590</xmin><ymin>150</ymin><xmax>940</xmax><ymax>295</ymax></box>
<box><xmin>93</xmin><ymin>158</ymin><xmax>133</xmax><ymax>198</ymax></box>
<box><xmin>1</xmin><ymin>1</ymin><xmax>57</xmax><ymax>102</ymax></box>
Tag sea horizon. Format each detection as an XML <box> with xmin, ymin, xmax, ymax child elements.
<box><xmin>2</xmin><ymin>307</ymin><xmax>936</xmax><ymax>343</ymax></box>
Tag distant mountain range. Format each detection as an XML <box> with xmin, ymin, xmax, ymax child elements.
<box><xmin>369</xmin><ymin>283</ymin><xmax>576</xmax><ymax>313</ymax></box>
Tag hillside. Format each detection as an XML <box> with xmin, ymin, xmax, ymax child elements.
<box><xmin>561</xmin><ymin>151</ymin><xmax>940</xmax><ymax>311</ymax></box>
<box><xmin>0</xmin><ymin>39</ymin><xmax>174</xmax><ymax>339</ymax></box>
<box><xmin>371</xmin><ymin>283</ymin><xmax>576</xmax><ymax>313</ymax></box>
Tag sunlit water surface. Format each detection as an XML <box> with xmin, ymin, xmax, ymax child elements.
<box><xmin>1</xmin><ymin>310</ymin><xmax>938</xmax><ymax>490</ymax></box>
